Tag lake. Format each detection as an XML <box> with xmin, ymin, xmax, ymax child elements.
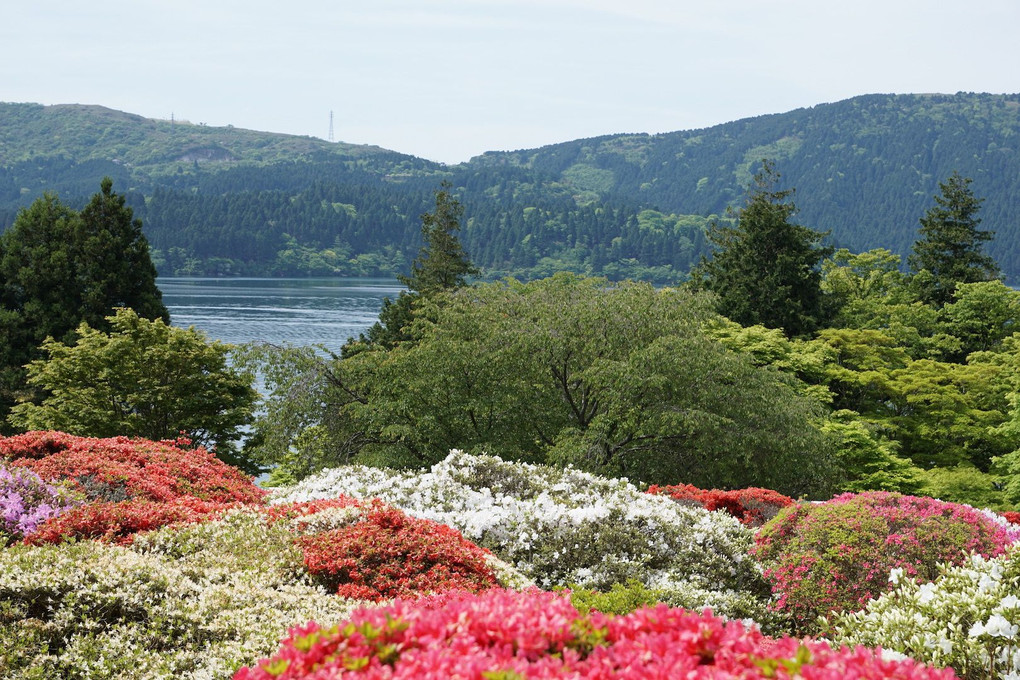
<box><xmin>158</xmin><ymin>277</ymin><xmax>402</xmax><ymax>354</ymax></box>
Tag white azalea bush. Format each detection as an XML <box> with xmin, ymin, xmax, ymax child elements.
<box><xmin>827</xmin><ymin>549</ymin><xmax>1020</xmax><ymax>680</ymax></box>
<box><xmin>0</xmin><ymin>510</ymin><xmax>365</xmax><ymax>679</ymax></box>
<box><xmin>271</xmin><ymin>450</ymin><xmax>783</xmax><ymax>630</ymax></box>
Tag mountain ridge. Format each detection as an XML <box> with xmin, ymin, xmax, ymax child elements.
<box><xmin>2</xmin><ymin>93</ymin><xmax>1018</xmax><ymax>282</ymax></box>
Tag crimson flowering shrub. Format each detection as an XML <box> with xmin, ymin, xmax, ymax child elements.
<box><xmin>647</xmin><ymin>483</ymin><xmax>794</xmax><ymax>527</ymax></box>
<box><xmin>23</xmin><ymin>496</ymin><xmax>242</xmax><ymax>545</ymax></box>
<box><xmin>236</xmin><ymin>589</ymin><xmax>956</xmax><ymax>680</ymax></box>
<box><xmin>258</xmin><ymin>497</ymin><xmax>363</xmax><ymax>525</ymax></box>
<box><xmin>0</xmin><ymin>431</ymin><xmax>266</xmax><ymax>504</ymax></box>
<box><xmin>296</xmin><ymin>503</ymin><xmax>499</xmax><ymax>601</ymax></box>
<box><xmin>752</xmin><ymin>491</ymin><xmax>1014</xmax><ymax>632</ymax></box>
<box><xmin>1001</xmin><ymin>511</ymin><xmax>1020</xmax><ymax>525</ymax></box>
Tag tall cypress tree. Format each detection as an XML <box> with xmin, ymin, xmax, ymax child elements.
<box><xmin>909</xmin><ymin>171</ymin><xmax>999</xmax><ymax>306</ymax></box>
<box><xmin>346</xmin><ymin>182</ymin><xmax>477</xmax><ymax>354</ymax></box>
<box><xmin>693</xmin><ymin>160</ymin><xmax>832</xmax><ymax>337</ymax></box>
<box><xmin>400</xmin><ymin>181</ymin><xmax>479</xmax><ymax>295</ymax></box>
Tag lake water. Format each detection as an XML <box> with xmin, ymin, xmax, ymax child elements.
<box><xmin>158</xmin><ymin>277</ymin><xmax>402</xmax><ymax>354</ymax></box>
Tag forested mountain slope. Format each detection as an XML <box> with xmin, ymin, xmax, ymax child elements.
<box><xmin>2</xmin><ymin>93</ymin><xmax>1018</xmax><ymax>281</ymax></box>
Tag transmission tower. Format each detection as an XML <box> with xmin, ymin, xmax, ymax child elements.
<box><xmin>328</xmin><ymin>110</ymin><xmax>334</xmax><ymax>143</ymax></box>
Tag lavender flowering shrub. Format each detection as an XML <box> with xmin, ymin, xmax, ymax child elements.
<box><xmin>0</xmin><ymin>462</ymin><xmax>78</xmax><ymax>542</ymax></box>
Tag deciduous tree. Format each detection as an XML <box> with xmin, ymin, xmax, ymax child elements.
<box><xmin>8</xmin><ymin>308</ymin><xmax>256</xmax><ymax>471</ymax></box>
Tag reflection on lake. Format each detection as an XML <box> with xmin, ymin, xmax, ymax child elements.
<box><xmin>158</xmin><ymin>278</ymin><xmax>402</xmax><ymax>355</ymax></box>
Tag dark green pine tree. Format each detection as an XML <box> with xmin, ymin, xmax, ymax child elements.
<box><xmin>399</xmin><ymin>181</ymin><xmax>479</xmax><ymax>295</ymax></box>
<box><xmin>75</xmin><ymin>177</ymin><xmax>169</xmax><ymax>329</ymax></box>
<box><xmin>345</xmin><ymin>182</ymin><xmax>478</xmax><ymax>355</ymax></box>
<box><xmin>909</xmin><ymin>171</ymin><xmax>999</xmax><ymax>306</ymax></box>
<box><xmin>693</xmin><ymin>160</ymin><xmax>832</xmax><ymax>337</ymax></box>
<box><xmin>0</xmin><ymin>178</ymin><xmax>168</xmax><ymax>428</ymax></box>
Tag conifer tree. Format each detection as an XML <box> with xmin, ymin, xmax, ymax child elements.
<box><xmin>909</xmin><ymin>171</ymin><xmax>999</xmax><ymax>306</ymax></box>
<box><xmin>693</xmin><ymin>160</ymin><xmax>831</xmax><ymax>337</ymax></box>
<box><xmin>347</xmin><ymin>182</ymin><xmax>477</xmax><ymax>354</ymax></box>
<box><xmin>0</xmin><ymin>178</ymin><xmax>168</xmax><ymax>426</ymax></box>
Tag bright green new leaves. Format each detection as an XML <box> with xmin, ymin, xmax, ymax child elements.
<box><xmin>8</xmin><ymin>309</ymin><xmax>257</xmax><ymax>469</ymax></box>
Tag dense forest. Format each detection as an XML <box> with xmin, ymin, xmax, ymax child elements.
<box><xmin>1</xmin><ymin>93</ymin><xmax>1018</xmax><ymax>281</ymax></box>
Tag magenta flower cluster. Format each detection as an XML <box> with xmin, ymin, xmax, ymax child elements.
<box><xmin>753</xmin><ymin>491</ymin><xmax>1014</xmax><ymax>631</ymax></box>
<box><xmin>0</xmin><ymin>462</ymin><xmax>77</xmax><ymax>541</ymax></box>
<box><xmin>236</xmin><ymin>589</ymin><xmax>956</xmax><ymax>680</ymax></box>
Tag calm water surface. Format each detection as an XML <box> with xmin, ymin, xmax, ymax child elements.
<box><xmin>158</xmin><ymin>278</ymin><xmax>402</xmax><ymax>355</ymax></box>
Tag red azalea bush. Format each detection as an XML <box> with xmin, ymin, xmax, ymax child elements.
<box><xmin>296</xmin><ymin>503</ymin><xmax>499</xmax><ymax>601</ymax></box>
<box><xmin>647</xmin><ymin>483</ymin><xmax>794</xmax><ymax>527</ymax></box>
<box><xmin>235</xmin><ymin>589</ymin><xmax>956</xmax><ymax>680</ymax></box>
<box><xmin>0</xmin><ymin>431</ymin><xmax>266</xmax><ymax>504</ymax></box>
<box><xmin>1001</xmin><ymin>511</ymin><xmax>1020</xmax><ymax>525</ymax></box>
<box><xmin>751</xmin><ymin>491</ymin><xmax>1014</xmax><ymax>631</ymax></box>
<box><xmin>259</xmin><ymin>497</ymin><xmax>364</xmax><ymax>525</ymax></box>
<box><xmin>22</xmin><ymin>496</ymin><xmax>242</xmax><ymax>545</ymax></box>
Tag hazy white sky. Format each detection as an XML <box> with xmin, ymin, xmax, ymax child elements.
<box><xmin>2</xmin><ymin>1</ymin><xmax>1018</xmax><ymax>164</ymax></box>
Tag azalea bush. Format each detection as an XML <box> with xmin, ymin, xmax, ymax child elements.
<box><xmin>236</xmin><ymin>588</ymin><xmax>955</xmax><ymax>680</ymax></box>
<box><xmin>647</xmin><ymin>482</ymin><xmax>794</xmax><ymax>527</ymax></box>
<box><xmin>828</xmin><ymin>550</ymin><xmax>1020</xmax><ymax>680</ymax></box>
<box><xmin>0</xmin><ymin>504</ymin><xmax>529</xmax><ymax>679</ymax></box>
<box><xmin>297</xmin><ymin>501</ymin><xmax>499</xmax><ymax>601</ymax></box>
<box><xmin>0</xmin><ymin>431</ymin><xmax>266</xmax><ymax>504</ymax></box>
<box><xmin>752</xmin><ymin>491</ymin><xmax>1015</xmax><ymax>631</ymax></box>
<box><xmin>0</xmin><ymin>511</ymin><xmax>356</xmax><ymax>679</ymax></box>
<box><xmin>271</xmin><ymin>450</ymin><xmax>781</xmax><ymax>629</ymax></box>
<box><xmin>0</xmin><ymin>463</ymin><xmax>79</xmax><ymax>542</ymax></box>
<box><xmin>23</xmin><ymin>496</ymin><xmax>243</xmax><ymax>545</ymax></box>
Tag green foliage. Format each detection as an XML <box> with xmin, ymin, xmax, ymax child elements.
<box><xmin>0</xmin><ymin>180</ymin><xmax>168</xmax><ymax>427</ymax></box>
<box><xmin>347</xmin><ymin>183</ymin><xmax>478</xmax><ymax>355</ymax></box>
<box><xmin>940</xmin><ymin>281</ymin><xmax>1020</xmax><ymax>359</ymax></box>
<box><xmin>820</xmin><ymin>411</ymin><xmax>925</xmax><ymax>494</ymax></box>
<box><xmin>916</xmin><ymin>465</ymin><xmax>1009</xmax><ymax>511</ymax></box>
<box><xmin>250</xmin><ymin>274</ymin><xmax>839</xmax><ymax>496</ymax></box>
<box><xmin>693</xmin><ymin>160</ymin><xmax>832</xmax><ymax>337</ymax></box>
<box><xmin>910</xmin><ymin>171</ymin><xmax>1000</xmax><ymax>306</ymax></box>
<box><xmin>400</xmin><ymin>182</ymin><xmax>478</xmax><ymax>295</ymax></box>
<box><xmin>7</xmin><ymin>309</ymin><xmax>256</xmax><ymax>470</ymax></box>
<box><xmin>565</xmin><ymin>580</ymin><xmax>667</xmax><ymax>616</ymax></box>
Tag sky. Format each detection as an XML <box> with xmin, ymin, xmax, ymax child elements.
<box><xmin>2</xmin><ymin>1</ymin><xmax>1019</xmax><ymax>165</ymax></box>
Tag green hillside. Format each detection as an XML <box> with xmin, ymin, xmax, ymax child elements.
<box><xmin>1</xmin><ymin>94</ymin><xmax>1018</xmax><ymax>282</ymax></box>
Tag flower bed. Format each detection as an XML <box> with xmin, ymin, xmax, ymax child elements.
<box><xmin>752</xmin><ymin>491</ymin><xmax>1015</xmax><ymax>632</ymax></box>
<box><xmin>828</xmin><ymin>550</ymin><xmax>1020</xmax><ymax>680</ymax></box>
<box><xmin>0</xmin><ymin>431</ymin><xmax>266</xmax><ymax>504</ymax></box>
<box><xmin>1</xmin><ymin>462</ymin><xmax>79</xmax><ymax>542</ymax></box>
<box><xmin>236</xmin><ymin>588</ymin><xmax>956</xmax><ymax>680</ymax></box>
<box><xmin>647</xmin><ymin>482</ymin><xmax>794</xmax><ymax>527</ymax></box>
<box><xmin>0</xmin><ymin>502</ymin><xmax>529</xmax><ymax>678</ymax></box>
<box><xmin>271</xmin><ymin>450</ymin><xmax>780</xmax><ymax>629</ymax></box>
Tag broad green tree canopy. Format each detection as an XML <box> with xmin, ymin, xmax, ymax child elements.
<box><xmin>9</xmin><ymin>308</ymin><xmax>257</xmax><ymax>470</ymax></box>
<box><xmin>247</xmin><ymin>273</ymin><xmax>839</xmax><ymax>496</ymax></box>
